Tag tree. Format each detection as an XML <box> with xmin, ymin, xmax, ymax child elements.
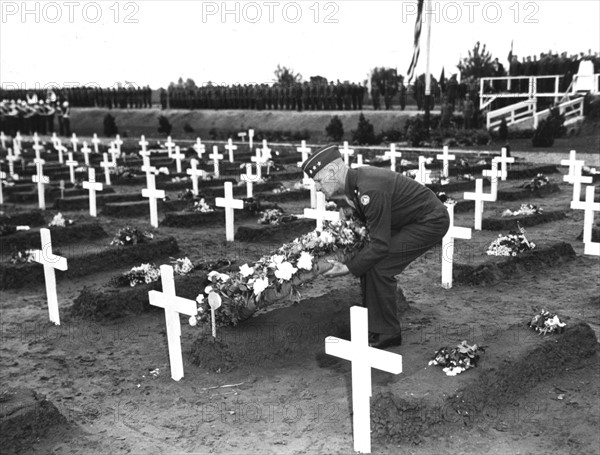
<box><xmin>274</xmin><ymin>64</ymin><xmax>302</xmax><ymax>84</ymax></box>
<box><xmin>351</xmin><ymin>113</ymin><xmax>377</xmax><ymax>145</ymax></box>
<box><xmin>457</xmin><ymin>42</ymin><xmax>496</xmax><ymax>80</ymax></box>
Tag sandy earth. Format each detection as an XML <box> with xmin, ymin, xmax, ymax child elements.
<box><xmin>1</xmin><ymin>147</ymin><xmax>599</xmax><ymax>455</ymax></box>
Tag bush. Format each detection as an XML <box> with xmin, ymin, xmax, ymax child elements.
<box><xmin>325</xmin><ymin>116</ymin><xmax>344</xmax><ymax>141</ymax></box>
<box><xmin>351</xmin><ymin>113</ymin><xmax>377</xmax><ymax>145</ymax></box>
<box><xmin>403</xmin><ymin>115</ymin><xmax>430</xmax><ymax>146</ymax></box>
<box><xmin>378</xmin><ymin>128</ymin><xmax>403</xmax><ymax>143</ymax></box>
<box><xmin>158</xmin><ymin>115</ymin><xmax>172</xmax><ymax>135</ymax></box>
<box><xmin>183</xmin><ymin>122</ymin><xmax>194</xmax><ymax>133</ymax></box>
<box><xmin>531</xmin><ymin>119</ymin><xmax>555</xmax><ymax>147</ymax></box>
<box><xmin>208</xmin><ymin>128</ymin><xmax>218</xmax><ymax>140</ymax></box>
<box><xmin>584</xmin><ymin>94</ymin><xmax>600</xmax><ymax>120</ymax></box>
<box><xmin>546</xmin><ymin>107</ymin><xmax>566</xmax><ymax>138</ymax></box>
<box><xmin>103</xmin><ymin>114</ymin><xmax>118</xmax><ymax>137</ymax></box>
<box><xmin>498</xmin><ymin>118</ymin><xmax>508</xmax><ymax>141</ymax></box>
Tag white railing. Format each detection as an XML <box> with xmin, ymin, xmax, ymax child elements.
<box><xmin>480</xmin><ymin>75</ymin><xmax>566</xmax><ymax>105</ymax></box>
<box><xmin>532</xmin><ymin>97</ymin><xmax>585</xmax><ymax>128</ymax></box>
<box><xmin>486</xmin><ymin>99</ymin><xmax>536</xmax><ymax>130</ymax></box>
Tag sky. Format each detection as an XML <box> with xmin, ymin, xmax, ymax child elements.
<box><xmin>1</xmin><ymin>0</ymin><xmax>599</xmax><ymax>90</ymax></box>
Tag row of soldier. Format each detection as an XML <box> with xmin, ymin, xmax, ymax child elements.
<box><xmin>162</xmin><ymin>81</ymin><xmax>367</xmax><ymax>111</ymax></box>
<box><xmin>0</xmin><ymin>99</ymin><xmax>72</xmax><ymax>137</ymax></box>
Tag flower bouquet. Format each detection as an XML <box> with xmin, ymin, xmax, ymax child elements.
<box><xmin>110</xmin><ymin>226</ymin><xmax>154</xmax><ymax>246</ymax></box>
<box><xmin>528</xmin><ymin>309</ymin><xmax>566</xmax><ymax>335</ymax></box>
<box><xmin>111</xmin><ymin>257</ymin><xmax>194</xmax><ymax>287</ymax></box>
<box><xmin>501</xmin><ymin>203</ymin><xmax>543</xmax><ymax>217</ymax></box>
<box><xmin>9</xmin><ymin>249</ymin><xmax>35</xmax><ymax>265</ymax></box>
<box><xmin>521</xmin><ymin>173</ymin><xmax>549</xmax><ymax>191</ymax></box>
<box><xmin>257</xmin><ymin>209</ymin><xmax>298</xmax><ymax>226</ymax></box>
<box><xmin>428</xmin><ymin>340</ymin><xmax>484</xmax><ymax>376</ymax></box>
<box><xmin>486</xmin><ymin>223</ymin><xmax>536</xmax><ymax>256</ymax></box>
<box><xmin>49</xmin><ymin>212</ymin><xmax>73</xmax><ymax>228</ymax></box>
<box><xmin>190</xmin><ymin>217</ymin><xmax>369</xmax><ymax>327</ymax></box>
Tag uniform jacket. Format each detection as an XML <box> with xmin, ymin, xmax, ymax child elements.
<box><xmin>344</xmin><ymin>167</ymin><xmax>447</xmax><ymax>277</ymax></box>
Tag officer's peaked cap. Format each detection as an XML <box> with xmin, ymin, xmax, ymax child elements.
<box><xmin>301</xmin><ymin>144</ymin><xmax>342</xmax><ymax>178</ymax></box>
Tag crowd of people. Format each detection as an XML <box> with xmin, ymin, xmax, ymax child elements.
<box><xmin>162</xmin><ymin>81</ymin><xmax>367</xmax><ymax>111</ymax></box>
<box><xmin>0</xmin><ymin>93</ymin><xmax>72</xmax><ymax>137</ymax></box>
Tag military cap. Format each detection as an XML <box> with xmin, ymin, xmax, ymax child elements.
<box><xmin>301</xmin><ymin>144</ymin><xmax>342</xmax><ymax>178</ymax></box>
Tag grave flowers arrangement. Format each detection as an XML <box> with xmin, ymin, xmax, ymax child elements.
<box><xmin>49</xmin><ymin>212</ymin><xmax>73</xmax><ymax>228</ymax></box>
<box><xmin>486</xmin><ymin>223</ymin><xmax>536</xmax><ymax>256</ymax></box>
<box><xmin>257</xmin><ymin>209</ymin><xmax>298</xmax><ymax>225</ymax></box>
<box><xmin>428</xmin><ymin>340</ymin><xmax>484</xmax><ymax>376</ymax></box>
<box><xmin>110</xmin><ymin>226</ymin><xmax>154</xmax><ymax>246</ymax></box>
<box><xmin>501</xmin><ymin>203</ymin><xmax>543</xmax><ymax>217</ymax></box>
<box><xmin>191</xmin><ymin>198</ymin><xmax>214</xmax><ymax>213</ymax></box>
<box><xmin>528</xmin><ymin>309</ymin><xmax>566</xmax><ymax>335</ymax></box>
<box><xmin>9</xmin><ymin>249</ymin><xmax>35</xmax><ymax>264</ymax></box>
<box><xmin>191</xmin><ymin>217</ymin><xmax>369</xmax><ymax>327</ymax></box>
<box><xmin>113</xmin><ymin>257</ymin><xmax>194</xmax><ymax>287</ymax></box>
<box><xmin>521</xmin><ymin>173</ymin><xmax>549</xmax><ymax>191</ymax></box>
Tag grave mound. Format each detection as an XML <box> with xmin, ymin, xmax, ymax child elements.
<box><xmin>0</xmin><ymin>210</ymin><xmax>46</xmax><ymax>227</ymax></box>
<box><xmin>0</xmin><ymin>222</ymin><xmax>108</xmax><ymax>252</ymax></box>
<box><xmin>236</xmin><ymin>218</ymin><xmax>315</xmax><ymax>242</ymax></box>
<box><xmin>453</xmin><ymin>242</ymin><xmax>576</xmax><ymax>286</ymax></box>
<box><xmin>482</xmin><ymin>210</ymin><xmax>567</xmax><ymax>231</ymax></box>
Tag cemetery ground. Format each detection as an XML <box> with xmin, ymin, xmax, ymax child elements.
<box><xmin>1</xmin><ymin>142</ymin><xmax>599</xmax><ymax>454</ymax></box>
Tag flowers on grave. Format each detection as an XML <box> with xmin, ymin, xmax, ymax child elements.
<box><xmin>528</xmin><ymin>309</ymin><xmax>566</xmax><ymax>335</ymax></box>
<box><xmin>459</xmin><ymin>173</ymin><xmax>475</xmax><ymax>181</ymax></box>
<box><xmin>75</xmin><ymin>166</ymin><xmax>88</xmax><ymax>174</ymax></box>
<box><xmin>272</xmin><ymin>183</ymin><xmax>291</xmax><ymax>194</ymax></box>
<box><xmin>521</xmin><ymin>173</ymin><xmax>549</xmax><ymax>191</ymax></box>
<box><xmin>49</xmin><ymin>212</ymin><xmax>73</xmax><ymax>228</ymax></box>
<box><xmin>191</xmin><ymin>198</ymin><xmax>214</xmax><ymax>213</ymax></box>
<box><xmin>582</xmin><ymin>166</ymin><xmax>599</xmax><ymax>176</ymax></box>
<box><xmin>124</xmin><ymin>263</ymin><xmax>161</xmax><ymax>287</ymax></box>
<box><xmin>257</xmin><ymin>209</ymin><xmax>298</xmax><ymax>225</ymax></box>
<box><xmin>436</xmin><ymin>191</ymin><xmax>455</xmax><ymax>205</ymax></box>
<box><xmin>177</xmin><ymin>188</ymin><xmax>196</xmax><ymax>201</ymax></box>
<box><xmin>157</xmin><ymin>167</ymin><xmax>170</xmax><ymax>175</ymax></box>
<box><xmin>243</xmin><ymin>197</ymin><xmax>261</xmax><ymax>214</ymax></box>
<box><xmin>428</xmin><ymin>340</ymin><xmax>484</xmax><ymax>376</ymax></box>
<box><xmin>9</xmin><ymin>249</ymin><xmax>35</xmax><ymax>264</ymax></box>
<box><xmin>172</xmin><ymin>176</ymin><xmax>190</xmax><ymax>183</ymax></box>
<box><xmin>193</xmin><ymin>217</ymin><xmax>369</xmax><ymax>327</ymax></box>
<box><xmin>501</xmin><ymin>203</ymin><xmax>543</xmax><ymax>217</ymax></box>
<box><xmin>110</xmin><ymin>226</ymin><xmax>154</xmax><ymax>246</ymax></box>
<box><xmin>171</xmin><ymin>257</ymin><xmax>194</xmax><ymax>275</ymax></box>
<box><xmin>486</xmin><ymin>223</ymin><xmax>536</xmax><ymax>256</ymax></box>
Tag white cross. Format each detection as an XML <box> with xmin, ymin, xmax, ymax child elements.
<box><xmin>436</xmin><ymin>146</ymin><xmax>456</xmax><ymax>179</ymax></box>
<box><xmin>59</xmin><ymin>180</ymin><xmax>66</xmax><ymax>199</ymax></box>
<box><xmin>32</xmin><ymin>228</ymin><xmax>68</xmax><ymax>325</ymax></box>
<box><xmin>575</xmin><ymin>185</ymin><xmax>600</xmax><ymax>256</ymax></box>
<box><xmin>251</xmin><ymin>149</ymin><xmax>265</xmax><ymax>167</ymax></box>
<box><xmin>482</xmin><ymin>160</ymin><xmax>502</xmax><ymax>200</ymax></box>
<box><xmin>138</xmin><ymin>135</ymin><xmax>149</xmax><ymax>153</ymax></box>
<box><xmin>441</xmin><ymin>203</ymin><xmax>472</xmax><ymax>289</ymax></box>
<box><xmin>296</xmin><ymin>140</ymin><xmax>311</xmax><ymax>167</ymax></box>
<box><xmin>495</xmin><ymin>148</ymin><xmax>514</xmax><ymax>181</ymax></box>
<box><xmin>32</xmin><ymin>132</ymin><xmax>41</xmax><ymax>146</ymax></box>
<box><xmin>14</xmin><ymin>132</ymin><xmax>23</xmax><ymax>149</ymax></box>
<box><xmin>464</xmin><ymin>178</ymin><xmax>496</xmax><ymax>230</ymax></box>
<box><xmin>304</xmin><ymin>191</ymin><xmax>340</xmax><ymax>231</ymax></box>
<box><xmin>415</xmin><ymin>156</ymin><xmax>432</xmax><ymax>185</ymax></box>
<box><xmin>560</xmin><ymin>150</ymin><xmax>582</xmax><ymax>184</ymax></box>
<box><xmin>32</xmin><ymin>143</ymin><xmax>44</xmax><ymax>161</ymax></box>
<box><xmin>100</xmin><ymin>153</ymin><xmax>115</xmax><ymax>185</ymax></box>
<box><xmin>113</xmin><ymin>134</ymin><xmax>124</xmax><ymax>155</ymax></box>
<box><xmin>261</xmin><ymin>140</ymin><xmax>272</xmax><ymax>161</ymax></box>
<box><xmin>193</xmin><ymin>138</ymin><xmax>206</xmax><ymax>159</ymax></box>
<box><xmin>65</xmin><ymin>152</ymin><xmax>79</xmax><ymax>184</ymax></box>
<box><xmin>569</xmin><ymin>162</ymin><xmax>593</xmax><ymax>208</ymax></box>
<box><xmin>32</xmin><ymin>160</ymin><xmax>49</xmax><ymax>210</ymax></box>
<box><xmin>172</xmin><ymin>146</ymin><xmax>185</xmax><ymax>174</ymax></box>
<box><xmin>248</xmin><ymin>129</ymin><xmax>254</xmax><ymax>150</ymax></box>
<box><xmin>55</xmin><ymin>144</ymin><xmax>67</xmax><ymax>165</ymax></box>
<box><xmin>165</xmin><ymin>136</ymin><xmax>175</xmax><ymax>157</ymax></box>
<box><xmin>80</xmin><ymin>141</ymin><xmax>92</xmax><ymax>166</ymax></box>
<box><xmin>6</xmin><ymin>151</ymin><xmax>19</xmax><ymax>177</ymax></box>
<box><xmin>186</xmin><ymin>159</ymin><xmax>206</xmax><ymax>196</ymax></box>
<box><xmin>148</xmin><ymin>264</ymin><xmax>198</xmax><ymax>381</ymax></box>
<box><xmin>0</xmin><ymin>131</ymin><xmax>6</xmax><ymax>149</ymax></box>
<box><xmin>209</xmin><ymin>146</ymin><xmax>224</xmax><ymax>178</ymax></box>
<box><xmin>91</xmin><ymin>133</ymin><xmax>101</xmax><ymax>154</ymax></box>
<box><xmin>340</xmin><ymin>141</ymin><xmax>354</xmax><ymax>166</ymax></box>
<box><xmin>12</xmin><ymin>139</ymin><xmax>21</xmax><ymax>157</ymax></box>
<box><xmin>225</xmin><ymin>138</ymin><xmax>237</xmax><ymax>163</ymax></box>
<box><xmin>351</xmin><ymin>154</ymin><xmax>366</xmax><ymax>169</ymax></box>
<box><xmin>215</xmin><ymin>181</ymin><xmax>244</xmax><ymax>242</ymax></box>
<box><xmin>237</xmin><ymin>131</ymin><xmax>247</xmax><ymax>142</ymax></box>
<box><xmin>141</xmin><ymin>154</ymin><xmax>158</xmax><ymax>184</ymax></box>
<box><xmin>0</xmin><ymin>170</ymin><xmax>6</xmax><ymax>204</ymax></box>
<box><xmin>142</xmin><ymin>173</ymin><xmax>165</xmax><ymax>228</ymax></box>
<box><xmin>325</xmin><ymin>306</ymin><xmax>402</xmax><ymax>454</ymax></box>
<box><xmin>70</xmin><ymin>133</ymin><xmax>79</xmax><ymax>152</ymax></box>
<box><xmin>82</xmin><ymin>167</ymin><xmax>103</xmax><ymax>217</ymax></box>
<box><xmin>384</xmin><ymin>143</ymin><xmax>402</xmax><ymax>172</ymax></box>
<box><xmin>309</xmin><ymin>180</ymin><xmax>317</xmax><ymax>209</ymax></box>
<box><xmin>108</xmin><ymin>142</ymin><xmax>119</xmax><ymax>164</ymax></box>
<box><xmin>51</xmin><ymin>132</ymin><xmax>60</xmax><ymax>149</ymax></box>
<box><xmin>240</xmin><ymin>163</ymin><xmax>259</xmax><ymax>198</ymax></box>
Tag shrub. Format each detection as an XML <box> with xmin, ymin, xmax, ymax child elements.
<box><xmin>547</xmin><ymin>107</ymin><xmax>566</xmax><ymax>138</ymax></box>
<box><xmin>183</xmin><ymin>122</ymin><xmax>194</xmax><ymax>133</ymax></box>
<box><xmin>351</xmin><ymin>113</ymin><xmax>377</xmax><ymax>145</ymax></box>
<box><xmin>584</xmin><ymin>94</ymin><xmax>600</xmax><ymax>120</ymax></box>
<box><xmin>531</xmin><ymin>119</ymin><xmax>555</xmax><ymax>147</ymax></box>
<box><xmin>498</xmin><ymin>118</ymin><xmax>508</xmax><ymax>141</ymax></box>
<box><xmin>208</xmin><ymin>128</ymin><xmax>219</xmax><ymax>140</ymax></box>
<box><xmin>379</xmin><ymin>128</ymin><xmax>403</xmax><ymax>143</ymax></box>
<box><xmin>404</xmin><ymin>115</ymin><xmax>430</xmax><ymax>146</ymax></box>
<box><xmin>325</xmin><ymin>116</ymin><xmax>344</xmax><ymax>141</ymax></box>
<box><xmin>103</xmin><ymin>114</ymin><xmax>118</xmax><ymax>137</ymax></box>
<box><xmin>158</xmin><ymin>115</ymin><xmax>172</xmax><ymax>135</ymax></box>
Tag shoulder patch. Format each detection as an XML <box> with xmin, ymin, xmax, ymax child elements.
<box><xmin>360</xmin><ymin>195</ymin><xmax>370</xmax><ymax>206</ymax></box>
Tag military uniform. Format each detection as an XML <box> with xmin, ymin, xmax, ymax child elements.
<box><xmin>343</xmin><ymin>167</ymin><xmax>449</xmax><ymax>334</ymax></box>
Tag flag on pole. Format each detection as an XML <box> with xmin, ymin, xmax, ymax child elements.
<box><xmin>407</xmin><ymin>0</ymin><xmax>425</xmax><ymax>83</ymax></box>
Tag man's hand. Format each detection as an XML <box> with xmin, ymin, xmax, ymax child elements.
<box><xmin>323</xmin><ymin>260</ymin><xmax>350</xmax><ymax>278</ymax></box>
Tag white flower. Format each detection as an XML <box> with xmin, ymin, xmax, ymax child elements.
<box><xmin>319</xmin><ymin>231</ymin><xmax>334</xmax><ymax>245</ymax></box>
<box><xmin>208</xmin><ymin>271</ymin><xmax>220</xmax><ymax>280</ymax></box>
<box><xmin>296</xmin><ymin>251</ymin><xmax>314</xmax><ymax>271</ymax></box>
<box><xmin>219</xmin><ymin>273</ymin><xmax>230</xmax><ymax>282</ymax></box>
<box><xmin>239</xmin><ymin>264</ymin><xmax>255</xmax><ymax>277</ymax></box>
<box><xmin>275</xmin><ymin>261</ymin><xmax>298</xmax><ymax>281</ymax></box>
<box><xmin>253</xmin><ymin>277</ymin><xmax>269</xmax><ymax>296</ymax></box>
<box><xmin>189</xmin><ymin>316</ymin><xmax>197</xmax><ymax>326</ymax></box>
<box><xmin>196</xmin><ymin>294</ymin><xmax>204</xmax><ymax>304</ymax></box>
<box><xmin>204</xmin><ymin>285</ymin><xmax>213</xmax><ymax>294</ymax></box>
<box><xmin>271</xmin><ymin>254</ymin><xmax>285</xmax><ymax>266</ymax></box>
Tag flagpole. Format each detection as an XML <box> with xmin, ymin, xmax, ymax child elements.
<box><xmin>424</xmin><ymin>0</ymin><xmax>433</xmax><ymax>132</ymax></box>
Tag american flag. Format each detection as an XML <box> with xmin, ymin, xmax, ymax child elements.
<box><xmin>407</xmin><ymin>0</ymin><xmax>425</xmax><ymax>83</ymax></box>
